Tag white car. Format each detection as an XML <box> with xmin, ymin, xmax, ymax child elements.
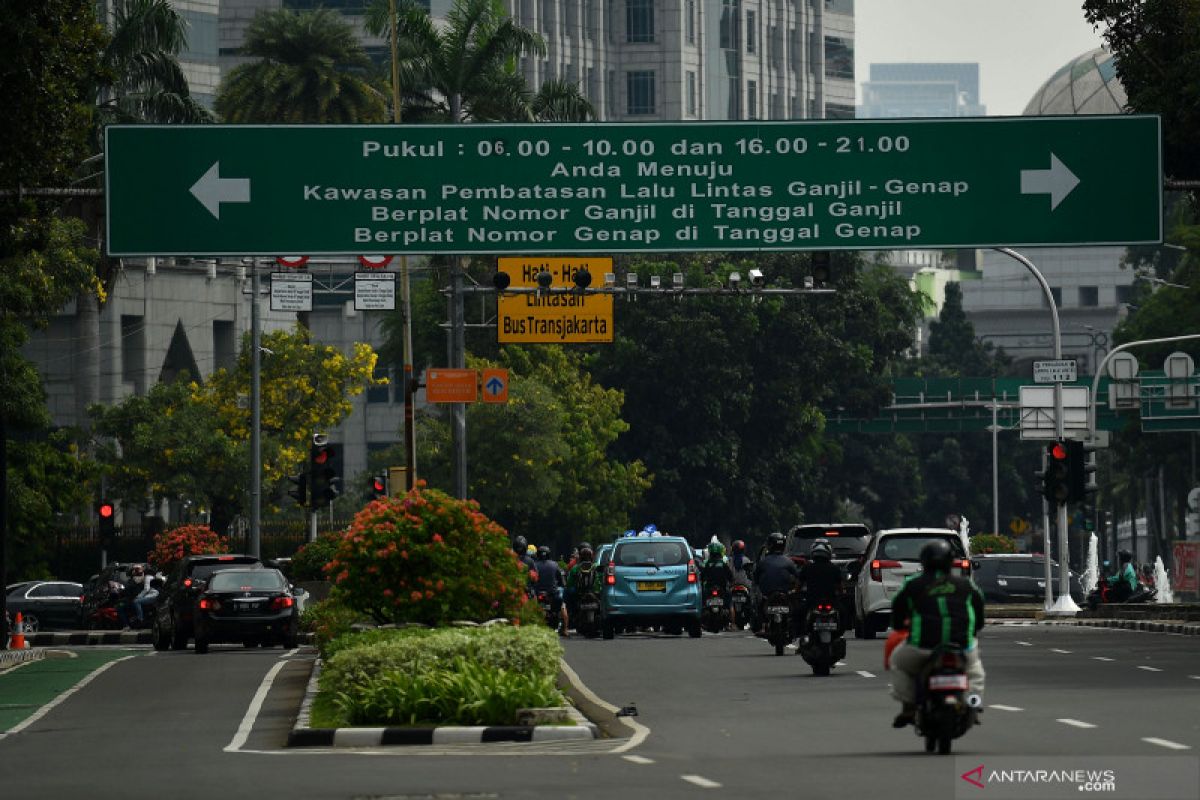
<box><xmin>852</xmin><ymin>528</ymin><xmax>970</xmax><ymax>639</ymax></box>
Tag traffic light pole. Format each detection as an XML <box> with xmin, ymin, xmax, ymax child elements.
<box><xmin>996</xmin><ymin>248</ymin><xmax>1077</xmax><ymax>614</ymax></box>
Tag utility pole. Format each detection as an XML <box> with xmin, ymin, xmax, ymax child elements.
<box><xmin>449</xmin><ymin>256</ymin><xmax>467</xmax><ymax>499</ymax></box>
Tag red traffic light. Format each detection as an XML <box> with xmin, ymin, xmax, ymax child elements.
<box><xmin>372</xmin><ymin>477</ymin><xmax>386</xmax><ymax>492</ymax></box>
<box><xmin>313</xmin><ymin>449</ymin><xmax>330</xmax><ymax>465</ymax></box>
<box><xmin>98</xmin><ymin>502</ymin><xmax>115</xmax><ymax>518</ymax></box>
<box><xmin>1049</xmin><ymin>442</ymin><xmax>1068</xmax><ymax>461</ymax></box>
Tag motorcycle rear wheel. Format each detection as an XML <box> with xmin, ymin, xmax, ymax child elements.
<box><xmin>812</xmin><ymin>662</ymin><xmax>831</xmax><ymax>676</ymax></box>
<box><xmin>937</xmin><ymin>735</ymin><xmax>952</xmax><ymax>755</ymax></box>
<box><xmin>924</xmin><ymin>735</ymin><xmax>936</xmax><ymax>753</ymax></box>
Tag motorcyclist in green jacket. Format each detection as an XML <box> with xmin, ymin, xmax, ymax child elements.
<box><xmin>1107</xmin><ymin>550</ymin><xmax>1138</xmax><ymax>602</ymax></box>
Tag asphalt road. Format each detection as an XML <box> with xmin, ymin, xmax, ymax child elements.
<box><xmin>0</xmin><ymin>624</ymin><xmax>1196</xmax><ymax>800</ymax></box>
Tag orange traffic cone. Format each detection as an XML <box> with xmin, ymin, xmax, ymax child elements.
<box><xmin>10</xmin><ymin>612</ymin><xmax>27</xmax><ymax>649</ymax></box>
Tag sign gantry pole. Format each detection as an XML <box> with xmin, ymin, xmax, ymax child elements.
<box><xmin>250</xmin><ymin>258</ymin><xmax>262</xmax><ymax>558</ymax></box>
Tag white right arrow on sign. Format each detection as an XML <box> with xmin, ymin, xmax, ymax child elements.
<box><xmin>1020</xmin><ymin>152</ymin><xmax>1080</xmax><ymax>211</ymax></box>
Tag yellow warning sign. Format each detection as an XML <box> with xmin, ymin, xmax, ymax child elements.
<box><xmin>497</xmin><ymin>257</ymin><xmax>613</xmax><ymax>344</ymax></box>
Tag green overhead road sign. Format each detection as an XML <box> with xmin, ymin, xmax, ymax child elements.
<box><xmin>104</xmin><ymin>116</ymin><xmax>1162</xmax><ymax>256</ymax></box>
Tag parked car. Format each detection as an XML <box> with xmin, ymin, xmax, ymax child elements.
<box><xmin>153</xmin><ymin>554</ymin><xmax>262</xmax><ymax>651</ymax></box>
<box><xmin>5</xmin><ymin>581</ymin><xmax>84</xmax><ymax>632</ymax></box>
<box><xmin>600</xmin><ymin>534</ymin><xmax>702</xmax><ymax>639</ymax></box>
<box><xmin>192</xmin><ymin>568</ymin><xmax>300</xmax><ymax>653</ymax></box>
<box><xmin>852</xmin><ymin>528</ymin><xmax>970</xmax><ymax>639</ymax></box>
<box><xmin>971</xmin><ymin>554</ymin><xmax>1084</xmax><ymax>604</ymax></box>
<box><xmin>80</xmin><ymin>563</ymin><xmax>152</xmax><ymax>629</ymax></box>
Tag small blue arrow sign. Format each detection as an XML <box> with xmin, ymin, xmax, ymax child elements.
<box><xmin>485</xmin><ymin>377</ymin><xmax>504</xmax><ymax>396</ymax></box>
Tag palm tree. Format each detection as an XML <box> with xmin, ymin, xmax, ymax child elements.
<box><xmin>215</xmin><ymin>8</ymin><xmax>387</xmax><ymax>124</ymax></box>
<box><xmin>366</xmin><ymin>0</ymin><xmax>592</xmax><ymax>123</ymax></box>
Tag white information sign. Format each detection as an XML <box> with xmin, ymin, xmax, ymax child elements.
<box><xmin>270</xmin><ymin>271</ymin><xmax>312</xmax><ymax>311</ymax></box>
<box><xmin>1018</xmin><ymin>385</ymin><xmax>1091</xmax><ymax>440</ymax></box>
<box><xmin>354</xmin><ymin>271</ymin><xmax>397</xmax><ymax>311</ymax></box>
<box><xmin>1033</xmin><ymin>359</ymin><xmax>1077</xmax><ymax>383</ymax></box>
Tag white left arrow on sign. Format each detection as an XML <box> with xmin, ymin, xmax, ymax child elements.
<box><xmin>1019</xmin><ymin>152</ymin><xmax>1080</xmax><ymax>211</ymax></box>
<box><xmin>189</xmin><ymin>161</ymin><xmax>251</xmax><ymax>220</ymax></box>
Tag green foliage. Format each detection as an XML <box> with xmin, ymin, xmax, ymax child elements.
<box><xmin>332</xmin><ymin>658</ymin><xmax>563</xmax><ymax>726</ymax></box>
<box><xmin>925</xmin><ymin>283</ymin><xmax>1010</xmax><ymax>378</ymax></box>
<box><xmin>215</xmin><ymin>8</ymin><xmax>387</xmax><ymax>123</ymax></box>
<box><xmin>326</xmin><ymin>484</ymin><xmax>530</xmax><ymax>624</ymax></box>
<box><xmin>970</xmin><ymin>533</ymin><xmax>1017</xmax><ymax>555</ymax></box>
<box><xmin>300</xmin><ymin>597</ymin><xmax>368</xmax><ymax>655</ymax></box>
<box><xmin>290</xmin><ymin>532</ymin><xmax>345</xmax><ymax>582</ymax></box>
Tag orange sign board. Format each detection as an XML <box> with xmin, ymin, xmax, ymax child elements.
<box><xmin>497</xmin><ymin>257</ymin><xmax>614</xmax><ymax>343</ymax></box>
<box><xmin>481</xmin><ymin>369</ymin><xmax>509</xmax><ymax>404</ymax></box>
<box><xmin>425</xmin><ymin>369</ymin><xmax>477</xmax><ymax>403</ymax></box>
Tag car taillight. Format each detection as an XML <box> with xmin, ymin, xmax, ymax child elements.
<box><xmin>686</xmin><ymin>559</ymin><xmax>697</xmax><ymax>584</ymax></box>
<box><xmin>710</xmin><ymin>588</ymin><xmax>720</xmax><ymax>596</ymax></box>
<box><xmin>958</xmin><ymin>559</ymin><xmax>971</xmax><ymax>572</ymax></box>
<box><xmin>269</xmin><ymin>596</ymin><xmax>294</xmax><ymax>612</ymax></box>
<box><xmin>817</xmin><ymin>603</ymin><xmax>833</xmax><ymax>612</ymax></box>
<box><xmin>605</xmin><ymin>563</ymin><xmax>616</xmax><ymax>585</ymax></box>
<box><xmin>198</xmin><ymin>597</ymin><xmax>221</xmax><ymax>611</ymax></box>
<box><xmin>184</xmin><ymin>578</ymin><xmax>193</xmax><ymax>588</ymax></box>
<box><xmin>870</xmin><ymin>559</ymin><xmax>902</xmax><ymax>581</ymax></box>
<box><xmin>218</xmin><ymin>556</ymin><xmax>235</xmax><ymax>561</ymax></box>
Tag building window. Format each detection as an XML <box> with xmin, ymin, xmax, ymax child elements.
<box><xmin>627</xmin><ymin>70</ymin><xmax>656</xmax><ymax>114</ymax></box>
<box><xmin>626</xmin><ymin>0</ymin><xmax>654</xmax><ymax>43</ymax></box>
<box><xmin>789</xmin><ymin>28</ymin><xmax>799</xmax><ymax>69</ymax></box>
<box><xmin>1046</xmin><ymin>287</ymin><xmax>1063</xmax><ymax>308</ymax></box>
<box><xmin>720</xmin><ymin>0</ymin><xmax>739</xmax><ymax>49</ymax></box>
<box><xmin>686</xmin><ymin>70</ymin><xmax>697</xmax><ymax>115</ymax></box>
<box><xmin>728</xmin><ymin>77</ymin><xmax>742</xmax><ymax>119</ymax></box>
<box><xmin>367</xmin><ymin>366</ymin><xmax>391</xmax><ymax>403</ymax></box>
<box><xmin>745</xmin><ymin>11</ymin><xmax>755</xmax><ymax>53</ymax></box>
<box><xmin>824</xmin><ymin>0</ymin><xmax>854</xmax><ymax>13</ymax></box>
<box><xmin>686</xmin><ymin>0</ymin><xmax>695</xmax><ymax>44</ymax></box>
<box><xmin>1115</xmin><ymin>284</ymin><xmax>1134</xmax><ymax>305</ymax></box>
<box><xmin>747</xmin><ymin>79</ymin><xmax>757</xmax><ymax>119</ymax></box>
<box><xmin>1079</xmin><ymin>286</ymin><xmax>1099</xmax><ymax>307</ymax></box>
<box><xmin>824</xmin><ymin>35</ymin><xmax>853</xmax><ymax>79</ymax></box>
<box><xmin>825</xmin><ymin>102</ymin><xmax>854</xmax><ymax>119</ymax></box>
<box><xmin>607</xmin><ymin>69</ymin><xmax>617</xmax><ymax>115</ymax></box>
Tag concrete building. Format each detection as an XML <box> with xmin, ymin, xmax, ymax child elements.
<box><xmin>859</xmin><ymin>62</ymin><xmax>985</xmax><ymax>119</ymax></box>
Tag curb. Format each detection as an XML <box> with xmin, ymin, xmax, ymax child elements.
<box><xmin>20</xmin><ymin>631</ymin><xmax>315</xmax><ymax>647</ymax></box>
<box><xmin>1070</xmin><ymin>618</ymin><xmax>1200</xmax><ymax>635</ymax></box>
<box><xmin>286</xmin><ymin>659</ymin><xmax>598</xmax><ymax>748</ymax></box>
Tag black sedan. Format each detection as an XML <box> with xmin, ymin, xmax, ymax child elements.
<box><xmin>192</xmin><ymin>568</ymin><xmax>299</xmax><ymax>654</ymax></box>
<box><xmin>5</xmin><ymin>581</ymin><xmax>85</xmax><ymax>631</ymax></box>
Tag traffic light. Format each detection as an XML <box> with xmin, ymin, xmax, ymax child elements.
<box><xmin>287</xmin><ymin>471</ymin><xmax>308</xmax><ymax>508</ymax></box>
<box><xmin>1040</xmin><ymin>441</ymin><xmax>1070</xmax><ymax>506</ymax></box>
<box><xmin>309</xmin><ymin>434</ymin><xmax>341</xmax><ymax>507</ymax></box>
<box><xmin>1066</xmin><ymin>440</ymin><xmax>1099</xmax><ymax>505</ymax></box>
<box><xmin>811</xmin><ymin>252</ymin><xmax>831</xmax><ymax>286</ymax></box>
<box><xmin>369</xmin><ymin>473</ymin><xmax>388</xmax><ymax>501</ymax></box>
<box><xmin>97</xmin><ymin>500</ymin><xmax>116</xmax><ymax>545</ymax></box>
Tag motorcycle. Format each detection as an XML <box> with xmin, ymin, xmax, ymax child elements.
<box><xmin>914</xmin><ymin>645</ymin><xmax>979</xmax><ymax>755</ymax></box>
<box><xmin>731</xmin><ymin>583</ymin><xmax>752</xmax><ymax>631</ymax></box>
<box><xmin>575</xmin><ymin>590</ymin><xmax>601</xmax><ymax>638</ymax></box>
<box><xmin>1086</xmin><ymin>573</ymin><xmax>1157</xmax><ymax>609</ymax></box>
<box><xmin>702</xmin><ymin>587</ymin><xmax>730</xmax><ymax>633</ymax></box>
<box><xmin>764</xmin><ymin>591</ymin><xmax>794</xmax><ymax>656</ymax></box>
<box><xmin>797</xmin><ymin>600</ymin><xmax>846</xmax><ymax>676</ymax></box>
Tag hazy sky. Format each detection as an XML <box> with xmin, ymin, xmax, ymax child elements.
<box><xmin>854</xmin><ymin>1</ymin><xmax>1107</xmax><ymax>116</ymax></box>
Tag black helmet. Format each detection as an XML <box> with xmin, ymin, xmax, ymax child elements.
<box><xmin>1118</xmin><ymin>549</ymin><xmax>1133</xmax><ymax>563</ymax></box>
<box><xmin>919</xmin><ymin>539</ymin><xmax>954</xmax><ymax>573</ymax></box>
<box><xmin>537</xmin><ymin>545</ymin><xmax>552</xmax><ymax>561</ymax></box>
<box><xmin>514</xmin><ymin>535</ymin><xmax>528</xmax><ymax>553</ymax></box>
<box><xmin>767</xmin><ymin>531</ymin><xmax>786</xmax><ymax>553</ymax></box>
<box><xmin>579</xmin><ymin>541</ymin><xmax>592</xmax><ymax>553</ymax></box>
<box><xmin>579</xmin><ymin>546</ymin><xmax>594</xmax><ymax>562</ymax></box>
<box><xmin>810</xmin><ymin>539</ymin><xmax>833</xmax><ymax>561</ymax></box>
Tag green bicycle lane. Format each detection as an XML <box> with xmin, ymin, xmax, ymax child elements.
<box><xmin>0</xmin><ymin>650</ymin><xmax>141</xmax><ymax>733</ymax></box>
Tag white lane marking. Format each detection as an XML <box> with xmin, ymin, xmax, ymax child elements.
<box><xmin>283</xmin><ymin>648</ymin><xmax>300</xmax><ymax>658</ymax></box>
<box><xmin>1093</xmin><ymin>656</ymin><xmax>1114</xmax><ymax>662</ymax></box>
<box><xmin>835</xmin><ymin>661</ymin><xmax>847</xmax><ymax>667</ymax></box>
<box><xmin>1049</xmin><ymin>648</ymin><xmax>1072</xmax><ymax>654</ymax></box>
<box><xmin>624</xmin><ymin>755</ymin><xmax>655</xmax><ymax>765</ymax></box>
<box><xmin>856</xmin><ymin>670</ymin><xmax>876</xmax><ymax>678</ymax></box>
<box><xmin>990</xmin><ymin>704</ymin><xmax>1024</xmax><ymax>712</ymax></box>
<box><xmin>1142</xmin><ymin>737</ymin><xmax>1191</xmax><ymax>751</ymax></box>
<box><xmin>0</xmin><ymin>655</ymin><xmax>136</xmax><ymax>740</ymax></box>
<box><xmin>224</xmin><ymin>659</ymin><xmax>287</xmax><ymax>752</ymax></box>
<box><xmin>681</xmin><ymin>775</ymin><xmax>722</xmax><ymax>789</ymax></box>
<box><xmin>1137</xmin><ymin>665</ymin><xmax>1163</xmax><ymax>672</ymax></box>
<box><xmin>559</xmin><ymin>658</ymin><xmax>650</xmax><ymax>755</ymax></box>
<box><xmin>1015</xmin><ymin>641</ymin><xmax>1033</xmax><ymax>647</ymax></box>
<box><xmin>1057</xmin><ymin>718</ymin><xmax>1097</xmax><ymax>729</ymax></box>
<box><xmin>1190</xmin><ymin>675</ymin><xmax>1200</xmax><ymax>680</ymax></box>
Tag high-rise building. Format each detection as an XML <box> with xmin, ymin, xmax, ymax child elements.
<box><xmin>859</xmin><ymin>62</ymin><xmax>985</xmax><ymax>119</ymax></box>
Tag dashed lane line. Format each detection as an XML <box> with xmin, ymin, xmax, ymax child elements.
<box><xmin>681</xmin><ymin>775</ymin><xmax>722</xmax><ymax>789</ymax></box>
<box><xmin>1093</xmin><ymin>657</ymin><xmax>1115</xmax><ymax>662</ymax></box>
<box><xmin>1049</xmin><ymin>648</ymin><xmax>1072</xmax><ymax>654</ymax></box>
<box><xmin>623</xmin><ymin>755</ymin><xmax>655</xmax><ymax>765</ymax></box>
<box><xmin>1057</xmin><ymin>719</ymin><xmax>1097</xmax><ymax>729</ymax></box>
<box><xmin>989</xmin><ymin>705</ymin><xmax>1024</xmax><ymax>712</ymax></box>
<box><xmin>1142</xmin><ymin>737</ymin><xmax>1191</xmax><ymax>751</ymax></box>
<box><xmin>856</xmin><ymin>670</ymin><xmax>876</xmax><ymax>678</ymax></box>
<box><xmin>1137</xmin><ymin>665</ymin><xmax>1163</xmax><ymax>672</ymax></box>
<box><xmin>1015</xmin><ymin>641</ymin><xmax>1033</xmax><ymax>647</ymax></box>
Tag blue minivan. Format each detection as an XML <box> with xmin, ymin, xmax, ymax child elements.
<box><xmin>601</xmin><ymin>535</ymin><xmax>702</xmax><ymax>638</ymax></box>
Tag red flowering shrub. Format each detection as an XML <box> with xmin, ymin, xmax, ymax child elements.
<box><xmin>327</xmin><ymin>483</ymin><xmax>530</xmax><ymax>625</ymax></box>
<box><xmin>148</xmin><ymin>524</ymin><xmax>230</xmax><ymax>573</ymax></box>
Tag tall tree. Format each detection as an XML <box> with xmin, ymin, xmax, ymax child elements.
<box><xmin>215</xmin><ymin>8</ymin><xmax>387</xmax><ymax>123</ymax></box>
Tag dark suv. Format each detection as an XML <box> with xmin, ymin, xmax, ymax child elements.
<box><xmin>783</xmin><ymin>524</ymin><xmax>872</xmax><ymax>619</ymax></box>
<box><xmin>153</xmin><ymin>554</ymin><xmax>262</xmax><ymax>650</ymax></box>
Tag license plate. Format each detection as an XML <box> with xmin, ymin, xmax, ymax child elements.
<box><xmin>929</xmin><ymin>674</ymin><xmax>968</xmax><ymax>691</ymax></box>
<box><xmin>767</xmin><ymin>606</ymin><xmax>790</xmax><ymax>614</ymax></box>
<box><xmin>813</xmin><ymin>621</ymin><xmax>838</xmax><ymax>630</ymax></box>
<box><xmin>580</xmin><ymin>601</ymin><xmax>599</xmax><ymax>610</ymax></box>
<box><xmin>234</xmin><ymin>601</ymin><xmax>261</xmax><ymax>613</ymax></box>
<box><xmin>706</xmin><ymin>598</ymin><xmax>724</xmax><ymax>608</ymax></box>
<box><xmin>637</xmin><ymin>581</ymin><xmax>666</xmax><ymax>592</ymax></box>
